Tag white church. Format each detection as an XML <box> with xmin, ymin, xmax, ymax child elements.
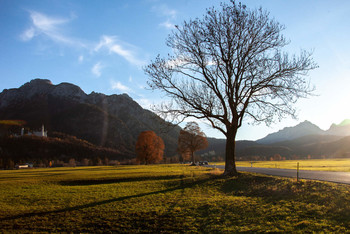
<box><xmin>21</xmin><ymin>124</ymin><xmax>47</xmax><ymax>137</ymax></box>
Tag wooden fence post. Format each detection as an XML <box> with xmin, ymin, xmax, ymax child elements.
<box><xmin>297</xmin><ymin>162</ymin><xmax>299</xmax><ymax>182</ymax></box>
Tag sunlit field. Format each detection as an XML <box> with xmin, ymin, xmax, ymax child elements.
<box><xmin>213</xmin><ymin>158</ymin><xmax>350</xmax><ymax>172</ymax></box>
<box><xmin>1</xmin><ymin>165</ymin><xmax>350</xmax><ymax>232</ymax></box>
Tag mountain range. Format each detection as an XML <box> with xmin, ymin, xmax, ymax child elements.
<box><xmin>0</xmin><ymin>79</ymin><xmax>180</xmax><ymax>157</ymax></box>
<box><xmin>1</xmin><ymin>79</ymin><xmax>350</xmax><ymax>161</ymax></box>
<box><xmin>203</xmin><ymin>120</ymin><xmax>350</xmax><ymax>160</ymax></box>
<box><xmin>256</xmin><ymin>120</ymin><xmax>350</xmax><ymax>144</ymax></box>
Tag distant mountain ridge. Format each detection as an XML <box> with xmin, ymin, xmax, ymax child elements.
<box><xmin>200</xmin><ymin>119</ymin><xmax>350</xmax><ymax>160</ymax></box>
<box><xmin>0</xmin><ymin>79</ymin><xmax>181</xmax><ymax>157</ymax></box>
<box><xmin>257</xmin><ymin>120</ymin><xmax>350</xmax><ymax>144</ymax></box>
<box><xmin>2</xmin><ymin>79</ymin><xmax>350</xmax><ymax>161</ymax></box>
<box><xmin>326</xmin><ymin>119</ymin><xmax>350</xmax><ymax>136</ymax></box>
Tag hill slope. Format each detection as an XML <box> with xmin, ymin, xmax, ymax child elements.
<box><xmin>256</xmin><ymin>121</ymin><xmax>324</xmax><ymax>144</ymax></box>
<box><xmin>3</xmin><ymin>79</ymin><xmax>350</xmax><ymax>161</ymax></box>
<box><xmin>0</xmin><ymin>79</ymin><xmax>180</xmax><ymax>157</ymax></box>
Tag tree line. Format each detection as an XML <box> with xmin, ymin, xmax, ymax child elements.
<box><xmin>0</xmin><ymin>120</ymin><xmax>210</xmax><ymax>168</ymax></box>
<box><xmin>135</xmin><ymin>122</ymin><xmax>208</xmax><ymax>165</ymax></box>
<box><xmin>0</xmin><ymin>133</ymin><xmax>128</xmax><ymax>169</ymax></box>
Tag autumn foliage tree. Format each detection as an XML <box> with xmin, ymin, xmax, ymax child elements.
<box><xmin>135</xmin><ymin>131</ymin><xmax>165</xmax><ymax>164</ymax></box>
<box><xmin>178</xmin><ymin>122</ymin><xmax>208</xmax><ymax>164</ymax></box>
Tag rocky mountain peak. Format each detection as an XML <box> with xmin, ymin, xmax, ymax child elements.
<box><xmin>295</xmin><ymin>120</ymin><xmax>320</xmax><ymax>130</ymax></box>
<box><xmin>0</xmin><ymin>79</ymin><xmax>181</xmax><ymax>156</ymax></box>
<box><xmin>25</xmin><ymin>78</ymin><xmax>53</xmax><ymax>86</ymax></box>
<box><xmin>335</xmin><ymin>119</ymin><xmax>350</xmax><ymax>127</ymax></box>
<box><xmin>19</xmin><ymin>78</ymin><xmax>54</xmax><ymax>96</ymax></box>
<box><xmin>0</xmin><ymin>79</ymin><xmax>49</xmax><ymax>108</ymax></box>
<box><xmin>257</xmin><ymin>120</ymin><xmax>324</xmax><ymax>144</ymax></box>
<box><xmin>326</xmin><ymin>119</ymin><xmax>350</xmax><ymax>136</ymax></box>
<box><xmin>0</xmin><ymin>79</ymin><xmax>89</xmax><ymax>108</ymax></box>
<box><xmin>51</xmin><ymin>82</ymin><xmax>87</xmax><ymax>101</ymax></box>
<box><xmin>257</xmin><ymin>118</ymin><xmax>350</xmax><ymax>144</ymax></box>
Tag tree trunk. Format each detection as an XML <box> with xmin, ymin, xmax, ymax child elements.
<box><xmin>224</xmin><ymin>128</ymin><xmax>238</xmax><ymax>176</ymax></box>
<box><xmin>191</xmin><ymin>151</ymin><xmax>195</xmax><ymax>165</ymax></box>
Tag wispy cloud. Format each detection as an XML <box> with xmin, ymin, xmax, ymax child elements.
<box><xmin>20</xmin><ymin>11</ymin><xmax>84</xmax><ymax>47</ymax></box>
<box><xmin>20</xmin><ymin>11</ymin><xmax>146</xmax><ymax>70</ymax></box>
<box><xmin>111</xmin><ymin>80</ymin><xmax>131</xmax><ymax>93</ymax></box>
<box><xmin>21</xmin><ymin>27</ymin><xmax>36</xmax><ymax>41</ymax></box>
<box><xmin>95</xmin><ymin>35</ymin><xmax>146</xmax><ymax>67</ymax></box>
<box><xmin>92</xmin><ymin>62</ymin><xmax>103</xmax><ymax>77</ymax></box>
<box><xmin>78</xmin><ymin>55</ymin><xmax>84</xmax><ymax>63</ymax></box>
<box><xmin>152</xmin><ymin>4</ymin><xmax>177</xmax><ymax>19</ymax></box>
<box><xmin>159</xmin><ymin>20</ymin><xmax>175</xmax><ymax>29</ymax></box>
<box><xmin>152</xmin><ymin>4</ymin><xmax>177</xmax><ymax>29</ymax></box>
<box><xmin>136</xmin><ymin>98</ymin><xmax>152</xmax><ymax>109</ymax></box>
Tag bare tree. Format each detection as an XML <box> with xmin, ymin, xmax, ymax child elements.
<box><xmin>178</xmin><ymin>122</ymin><xmax>208</xmax><ymax>164</ymax></box>
<box><xmin>145</xmin><ymin>1</ymin><xmax>317</xmax><ymax>175</ymax></box>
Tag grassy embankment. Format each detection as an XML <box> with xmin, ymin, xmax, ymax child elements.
<box><xmin>214</xmin><ymin>158</ymin><xmax>350</xmax><ymax>171</ymax></box>
<box><xmin>1</xmin><ymin>164</ymin><xmax>350</xmax><ymax>232</ymax></box>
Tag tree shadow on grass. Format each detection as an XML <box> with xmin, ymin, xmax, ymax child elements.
<box><xmin>220</xmin><ymin>173</ymin><xmax>307</xmax><ymax>201</ymax></box>
<box><xmin>0</xmin><ymin>176</ymin><xmax>216</xmax><ymax>222</ymax></box>
<box><xmin>59</xmin><ymin>175</ymin><xmax>185</xmax><ymax>186</ymax></box>
<box><xmin>0</xmin><ymin>173</ymin><xmax>69</xmax><ymax>181</ymax></box>
<box><xmin>220</xmin><ymin>172</ymin><xmax>350</xmax><ymax>212</ymax></box>
<box><xmin>217</xmin><ymin>173</ymin><xmax>350</xmax><ymax>230</ymax></box>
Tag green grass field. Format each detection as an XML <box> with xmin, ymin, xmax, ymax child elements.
<box><xmin>1</xmin><ymin>165</ymin><xmax>350</xmax><ymax>232</ymax></box>
<box><xmin>214</xmin><ymin>158</ymin><xmax>350</xmax><ymax>171</ymax></box>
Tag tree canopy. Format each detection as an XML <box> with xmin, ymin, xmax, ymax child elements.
<box><xmin>178</xmin><ymin>122</ymin><xmax>208</xmax><ymax>164</ymax></box>
<box><xmin>135</xmin><ymin>131</ymin><xmax>165</xmax><ymax>164</ymax></box>
<box><xmin>145</xmin><ymin>1</ymin><xmax>317</xmax><ymax>175</ymax></box>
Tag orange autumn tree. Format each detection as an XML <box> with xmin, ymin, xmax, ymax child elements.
<box><xmin>178</xmin><ymin>122</ymin><xmax>208</xmax><ymax>165</ymax></box>
<box><xmin>135</xmin><ymin>131</ymin><xmax>165</xmax><ymax>164</ymax></box>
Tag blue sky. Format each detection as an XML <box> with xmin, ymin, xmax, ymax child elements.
<box><xmin>1</xmin><ymin>0</ymin><xmax>350</xmax><ymax>140</ymax></box>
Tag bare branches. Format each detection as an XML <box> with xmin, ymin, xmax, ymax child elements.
<box><xmin>145</xmin><ymin>2</ymin><xmax>316</xmax><ymax>130</ymax></box>
<box><xmin>144</xmin><ymin>1</ymin><xmax>317</xmax><ymax>175</ymax></box>
<box><xmin>177</xmin><ymin>122</ymin><xmax>208</xmax><ymax>163</ymax></box>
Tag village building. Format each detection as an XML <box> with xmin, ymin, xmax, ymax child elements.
<box><xmin>21</xmin><ymin>124</ymin><xmax>47</xmax><ymax>137</ymax></box>
<box><xmin>15</xmin><ymin>163</ymin><xmax>34</xmax><ymax>169</ymax></box>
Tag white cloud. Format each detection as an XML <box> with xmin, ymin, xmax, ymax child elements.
<box><xmin>136</xmin><ymin>98</ymin><xmax>152</xmax><ymax>109</ymax></box>
<box><xmin>128</xmin><ymin>76</ymin><xmax>133</xmax><ymax>82</ymax></box>
<box><xmin>95</xmin><ymin>35</ymin><xmax>146</xmax><ymax>67</ymax></box>
<box><xmin>94</xmin><ymin>35</ymin><xmax>113</xmax><ymax>51</ymax></box>
<box><xmin>91</xmin><ymin>62</ymin><xmax>103</xmax><ymax>77</ymax></box>
<box><xmin>152</xmin><ymin>4</ymin><xmax>177</xmax><ymax>19</ymax></box>
<box><xmin>21</xmin><ymin>27</ymin><xmax>36</xmax><ymax>41</ymax></box>
<box><xmin>31</xmin><ymin>11</ymin><xmax>67</xmax><ymax>31</ymax></box>
<box><xmin>160</xmin><ymin>20</ymin><xmax>175</xmax><ymax>29</ymax></box>
<box><xmin>20</xmin><ymin>11</ymin><xmax>84</xmax><ymax>47</ymax></box>
<box><xmin>20</xmin><ymin>10</ymin><xmax>148</xmax><ymax>76</ymax></box>
<box><xmin>165</xmin><ymin>56</ymin><xmax>187</xmax><ymax>67</ymax></box>
<box><xmin>78</xmin><ymin>55</ymin><xmax>84</xmax><ymax>63</ymax></box>
<box><xmin>152</xmin><ymin>4</ymin><xmax>177</xmax><ymax>29</ymax></box>
<box><xmin>20</xmin><ymin>11</ymin><xmax>147</xmax><ymax>68</ymax></box>
<box><xmin>111</xmin><ymin>80</ymin><xmax>131</xmax><ymax>93</ymax></box>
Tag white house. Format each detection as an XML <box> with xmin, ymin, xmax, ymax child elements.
<box><xmin>15</xmin><ymin>163</ymin><xmax>33</xmax><ymax>169</ymax></box>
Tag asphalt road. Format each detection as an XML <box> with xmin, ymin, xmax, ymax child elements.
<box><xmin>209</xmin><ymin>165</ymin><xmax>350</xmax><ymax>184</ymax></box>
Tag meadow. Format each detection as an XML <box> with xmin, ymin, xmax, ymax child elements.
<box><xmin>1</xmin><ymin>164</ymin><xmax>350</xmax><ymax>232</ymax></box>
<box><xmin>213</xmin><ymin>158</ymin><xmax>350</xmax><ymax>172</ymax></box>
